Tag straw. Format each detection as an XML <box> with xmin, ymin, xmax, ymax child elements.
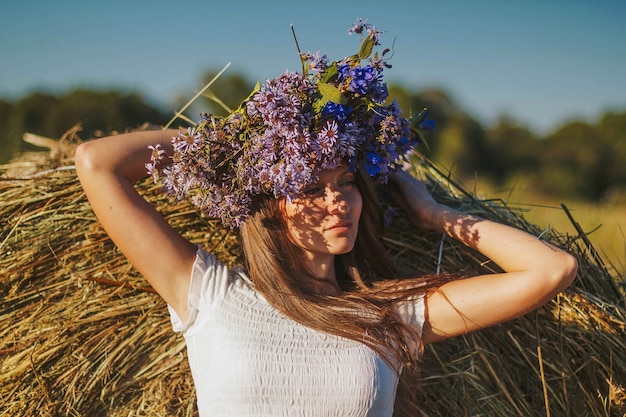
<box><xmin>1</xmin><ymin>129</ymin><xmax>624</xmax><ymax>417</ymax></box>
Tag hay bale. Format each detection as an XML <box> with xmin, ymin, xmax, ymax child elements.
<box><xmin>1</xmin><ymin>130</ymin><xmax>624</xmax><ymax>417</ymax></box>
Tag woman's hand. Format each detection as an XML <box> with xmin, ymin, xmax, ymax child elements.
<box><xmin>75</xmin><ymin>129</ymin><xmax>197</xmax><ymax>322</ymax></box>
<box><xmin>389</xmin><ymin>170</ymin><xmax>446</xmax><ymax>231</ymax></box>
<box><xmin>390</xmin><ymin>170</ymin><xmax>578</xmax><ymax>345</ymax></box>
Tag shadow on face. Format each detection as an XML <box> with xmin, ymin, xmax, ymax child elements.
<box><xmin>279</xmin><ymin>165</ymin><xmax>363</xmax><ymax>260</ymax></box>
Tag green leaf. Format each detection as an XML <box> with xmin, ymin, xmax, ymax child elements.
<box><xmin>320</xmin><ymin>62</ymin><xmax>338</xmax><ymax>83</ymax></box>
<box><xmin>313</xmin><ymin>83</ymin><xmax>346</xmax><ymax>113</ymax></box>
<box><xmin>345</xmin><ymin>54</ymin><xmax>360</xmax><ymax>64</ymax></box>
<box><xmin>358</xmin><ymin>34</ymin><xmax>375</xmax><ymax>59</ymax></box>
<box><xmin>313</xmin><ymin>99</ymin><xmax>326</xmax><ymax>113</ymax></box>
<box><xmin>318</xmin><ymin>82</ymin><xmax>343</xmax><ymax>104</ymax></box>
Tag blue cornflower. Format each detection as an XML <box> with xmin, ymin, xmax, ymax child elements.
<box><xmin>337</xmin><ymin>65</ymin><xmax>378</xmax><ymax>95</ymax></box>
<box><xmin>351</xmin><ymin>66</ymin><xmax>376</xmax><ymax>94</ymax></box>
<box><xmin>370</xmin><ymin>82</ymin><xmax>388</xmax><ymax>103</ymax></box>
<box><xmin>417</xmin><ymin>118</ymin><xmax>435</xmax><ymax>130</ymax></box>
<box><xmin>414</xmin><ymin>110</ymin><xmax>435</xmax><ymax>131</ymax></box>
<box><xmin>322</xmin><ymin>102</ymin><xmax>352</xmax><ymax>123</ymax></box>
<box><xmin>363</xmin><ymin>151</ymin><xmax>384</xmax><ymax>176</ymax></box>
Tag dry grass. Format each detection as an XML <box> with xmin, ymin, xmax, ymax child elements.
<box><xmin>1</xmin><ymin>129</ymin><xmax>624</xmax><ymax>417</ymax></box>
<box><xmin>468</xmin><ymin>176</ymin><xmax>626</xmax><ymax>280</ymax></box>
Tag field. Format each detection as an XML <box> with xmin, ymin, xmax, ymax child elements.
<box><xmin>522</xmin><ymin>199</ymin><xmax>625</xmax><ymax>277</ymax></box>
<box><xmin>464</xmin><ymin>176</ymin><xmax>626</xmax><ymax>281</ymax></box>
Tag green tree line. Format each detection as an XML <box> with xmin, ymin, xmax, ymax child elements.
<box><xmin>1</xmin><ymin>72</ymin><xmax>625</xmax><ymax>203</ymax></box>
<box><xmin>0</xmin><ymin>89</ymin><xmax>170</xmax><ymax>164</ymax></box>
<box><xmin>387</xmin><ymin>85</ymin><xmax>626</xmax><ymax>203</ymax></box>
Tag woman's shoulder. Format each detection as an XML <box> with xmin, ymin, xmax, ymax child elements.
<box><xmin>394</xmin><ymin>294</ymin><xmax>426</xmax><ymax>329</ymax></box>
<box><xmin>170</xmin><ymin>246</ymin><xmax>253</xmax><ymax>333</ymax></box>
<box><xmin>192</xmin><ymin>246</ymin><xmax>251</xmax><ymax>295</ymax></box>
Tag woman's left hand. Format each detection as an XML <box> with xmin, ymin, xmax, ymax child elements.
<box><xmin>389</xmin><ymin>171</ymin><xmax>446</xmax><ymax>232</ymax></box>
<box><xmin>390</xmin><ymin>170</ymin><xmax>578</xmax><ymax>345</ymax></box>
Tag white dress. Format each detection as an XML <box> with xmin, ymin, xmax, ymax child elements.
<box><xmin>169</xmin><ymin>247</ymin><xmax>425</xmax><ymax>417</ymax></box>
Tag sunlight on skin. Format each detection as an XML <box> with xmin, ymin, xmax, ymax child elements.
<box><xmin>280</xmin><ymin>164</ymin><xmax>363</xmax><ymax>286</ymax></box>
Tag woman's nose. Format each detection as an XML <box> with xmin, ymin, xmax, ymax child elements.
<box><xmin>325</xmin><ymin>187</ymin><xmax>349</xmax><ymax>214</ymax></box>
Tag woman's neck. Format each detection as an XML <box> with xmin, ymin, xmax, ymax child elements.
<box><xmin>303</xmin><ymin>255</ymin><xmax>341</xmax><ymax>295</ymax></box>
<box><xmin>311</xmin><ymin>276</ymin><xmax>341</xmax><ymax>295</ymax></box>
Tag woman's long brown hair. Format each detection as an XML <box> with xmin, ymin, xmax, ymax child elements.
<box><xmin>239</xmin><ymin>167</ymin><xmax>453</xmax><ymax>370</ymax></box>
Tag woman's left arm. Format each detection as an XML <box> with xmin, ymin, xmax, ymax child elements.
<box><xmin>390</xmin><ymin>172</ymin><xmax>578</xmax><ymax>345</ymax></box>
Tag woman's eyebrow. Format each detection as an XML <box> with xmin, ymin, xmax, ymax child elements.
<box><xmin>338</xmin><ymin>167</ymin><xmax>352</xmax><ymax>176</ymax></box>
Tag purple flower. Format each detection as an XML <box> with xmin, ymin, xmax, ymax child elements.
<box><xmin>315</xmin><ymin>120</ymin><xmax>339</xmax><ymax>155</ymax></box>
<box><xmin>146</xmin><ymin>144</ymin><xmax>166</xmax><ymax>183</ymax></box>
<box><xmin>302</xmin><ymin>51</ymin><xmax>329</xmax><ymax>72</ymax></box>
<box><xmin>383</xmin><ymin>206</ymin><xmax>399</xmax><ymax>228</ymax></box>
<box><xmin>348</xmin><ymin>18</ymin><xmax>383</xmax><ymax>45</ymax></box>
<box><xmin>149</xmin><ymin>19</ymin><xmax>432</xmax><ymax>229</ymax></box>
<box><xmin>335</xmin><ymin>130</ymin><xmax>358</xmax><ymax>158</ymax></box>
<box><xmin>173</xmin><ymin>127</ymin><xmax>203</xmax><ymax>154</ymax></box>
<box><xmin>348</xmin><ymin>18</ymin><xmax>370</xmax><ymax>35</ymax></box>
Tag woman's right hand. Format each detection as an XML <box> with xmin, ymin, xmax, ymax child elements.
<box><xmin>75</xmin><ymin>129</ymin><xmax>198</xmax><ymax>322</ymax></box>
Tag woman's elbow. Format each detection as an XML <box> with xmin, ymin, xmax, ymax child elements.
<box><xmin>74</xmin><ymin>141</ymin><xmax>99</xmax><ymax>175</ymax></box>
<box><xmin>525</xmin><ymin>251</ymin><xmax>577</xmax><ymax>309</ymax></box>
<box><xmin>552</xmin><ymin>251</ymin><xmax>578</xmax><ymax>293</ymax></box>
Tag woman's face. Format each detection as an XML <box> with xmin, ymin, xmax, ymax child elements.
<box><xmin>281</xmin><ymin>164</ymin><xmax>363</xmax><ymax>263</ymax></box>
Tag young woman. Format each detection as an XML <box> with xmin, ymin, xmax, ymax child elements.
<box><xmin>75</xmin><ymin>20</ymin><xmax>577</xmax><ymax>416</ymax></box>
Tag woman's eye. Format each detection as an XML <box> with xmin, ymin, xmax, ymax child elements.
<box><xmin>340</xmin><ymin>177</ymin><xmax>356</xmax><ymax>187</ymax></box>
<box><xmin>303</xmin><ymin>187</ymin><xmax>322</xmax><ymax>197</ymax></box>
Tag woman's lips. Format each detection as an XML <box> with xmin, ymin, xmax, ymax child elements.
<box><xmin>325</xmin><ymin>220</ymin><xmax>353</xmax><ymax>232</ymax></box>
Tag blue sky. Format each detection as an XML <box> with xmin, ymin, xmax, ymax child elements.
<box><xmin>1</xmin><ymin>0</ymin><xmax>625</xmax><ymax>134</ymax></box>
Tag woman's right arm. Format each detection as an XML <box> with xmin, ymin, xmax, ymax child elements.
<box><xmin>75</xmin><ymin>129</ymin><xmax>197</xmax><ymax>321</ymax></box>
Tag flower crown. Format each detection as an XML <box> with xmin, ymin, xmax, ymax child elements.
<box><xmin>148</xmin><ymin>19</ymin><xmax>433</xmax><ymax>228</ymax></box>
